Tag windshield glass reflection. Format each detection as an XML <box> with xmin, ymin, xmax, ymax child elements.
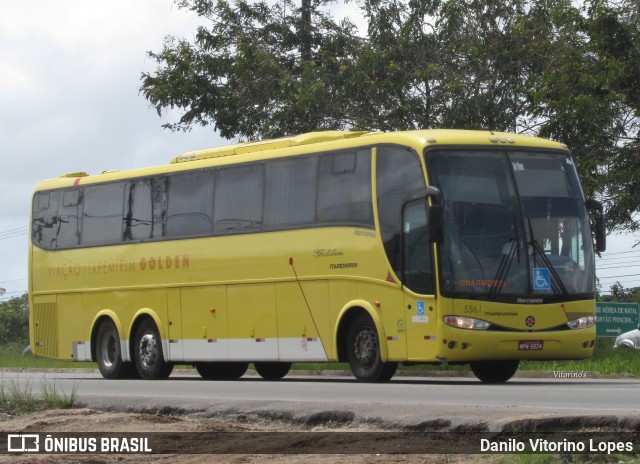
<box><xmin>426</xmin><ymin>149</ymin><xmax>595</xmax><ymax>301</ymax></box>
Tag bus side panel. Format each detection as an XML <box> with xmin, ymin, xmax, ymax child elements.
<box><xmin>57</xmin><ymin>293</ymin><xmax>87</xmax><ymax>361</ymax></box>
<box><xmin>275</xmin><ymin>281</ymin><xmax>330</xmax><ymax>361</ymax></box>
<box><xmin>179</xmin><ymin>286</ymin><xmax>229</xmax><ymax>362</ymax></box>
<box><xmin>227</xmin><ymin>283</ymin><xmax>278</xmax><ymax>360</ymax></box>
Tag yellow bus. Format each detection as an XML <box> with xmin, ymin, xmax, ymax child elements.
<box><xmin>29</xmin><ymin>129</ymin><xmax>605</xmax><ymax>383</ymax></box>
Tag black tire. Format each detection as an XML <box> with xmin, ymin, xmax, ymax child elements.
<box><xmin>346</xmin><ymin>313</ymin><xmax>398</xmax><ymax>383</ymax></box>
<box><xmin>254</xmin><ymin>362</ymin><xmax>292</xmax><ymax>380</ymax></box>
<box><xmin>195</xmin><ymin>362</ymin><xmax>249</xmax><ymax>380</ymax></box>
<box><xmin>133</xmin><ymin>318</ymin><xmax>174</xmax><ymax>380</ymax></box>
<box><xmin>470</xmin><ymin>360</ymin><xmax>520</xmax><ymax>383</ymax></box>
<box><xmin>96</xmin><ymin>320</ymin><xmax>139</xmax><ymax>379</ymax></box>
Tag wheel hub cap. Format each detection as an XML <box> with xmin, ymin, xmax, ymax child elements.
<box><xmin>138</xmin><ymin>333</ymin><xmax>157</xmax><ymax>368</ymax></box>
<box><xmin>354</xmin><ymin>328</ymin><xmax>376</xmax><ymax>367</ymax></box>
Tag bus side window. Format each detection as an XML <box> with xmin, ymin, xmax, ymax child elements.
<box><xmin>376</xmin><ymin>146</ymin><xmax>425</xmax><ymax>278</ymax></box>
<box><xmin>151</xmin><ymin>177</ymin><xmax>168</xmax><ymax>240</ymax></box>
<box><xmin>264</xmin><ymin>156</ymin><xmax>317</xmax><ymax>229</ymax></box>
<box><xmin>82</xmin><ymin>183</ymin><xmax>125</xmax><ymax>247</ymax></box>
<box><xmin>403</xmin><ymin>199</ymin><xmax>434</xmax><ymax>295</ymax></box>
<box><xmin>214</xmin><ymin>164</ymin><xmax>264</xmax><ymax>234</ymax></box>
<box><xmin>316</xmin><ymin>149</ymin><xmax>373</xmax><ymax>226</ymax></box>
<box><xmin>123</xmin><ymin>179</ymin><xmax>153</xmax><ymax>242</ymax></box>
<box><xmin>57</xmin><ymin>189</ymin><xmax>82</xmax><ymax>249</ymax></box>
<box><xmin>32</xmin><ymin>191</ymin><xmax>61</xmax><ymax>249</ymax></box>
<box><xmin>166</xmin><ymin>171</ymin><xmax>214</xmax><ymax>238</ymax></box>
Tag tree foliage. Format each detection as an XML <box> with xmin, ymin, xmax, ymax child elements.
<box><xmin>141</xmin><ymin>0</ymin><xmax>640</xmax><ymax>233</ymax></box>
<box><xmin>0</xmin><ymin>293</ymin><xmax>29</xmax><ymax>346</ymax></box>
<box><xmin>601</xmin><ymin>282</ymin><xmax>640</xmax><ymax>304</ymax></box>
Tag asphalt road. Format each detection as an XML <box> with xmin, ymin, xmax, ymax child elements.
<box><xmin>3</xmin><ymin>369</ymin><xmax>639</xmax><ymax>430</ymax></box>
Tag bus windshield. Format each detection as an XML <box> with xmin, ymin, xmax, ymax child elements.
<box><xmin>426</xmin><ymin>149</ymin><xmax>595</xmax><ymax>301</ymax></box>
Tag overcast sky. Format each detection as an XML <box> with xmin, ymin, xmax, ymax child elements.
<box><xmin>0</xmin><ymin>1</ymin><xmax>225</xmax><ymax>299</ymax></box>
<box><xmin>0</xmin><ymin>1</ymin><xmax>638</xmax><ymax>300</ymax></box>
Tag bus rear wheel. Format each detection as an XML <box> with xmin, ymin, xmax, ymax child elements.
<box><xmin>470</xmin><ymin>360</ymin><xmax>520</xmax><ymax>383</ymax></box>
<box><xmin>133</xmin><ymin>319</ymin><xmax>173</xmax><ymax>380</ymax></box>
<box><xmin>254</xmin><ymin>362</ymin><xmax>292</xmax><ymax>380</ymax></box>
<box><xmin>195</xmin><ymin>362</ymin><xmax>249</xmax><ymax>380</ymax></box>
<box><xmin>346</xmin><ymin>313</ymin><xmax>398</xmax><ymax>383</ymax></box>
<box><xmin>96</xmin><ymin>320</ymin><xmax>139</xmax><ymax>379</ymax></box>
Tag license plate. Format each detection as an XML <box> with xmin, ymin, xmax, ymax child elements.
<box><xmin>518</xmin><ymin>340</ymin><xmax>544</xmax><ymax>351</ymax></box>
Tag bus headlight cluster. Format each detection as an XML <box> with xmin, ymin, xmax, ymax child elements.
<box><xmin>566</xmin><ymin>316</ymin><xmax>596</xmax><ymax>330</ymax></box>
<box><xmin>443</xmin><ymin>316</ymin><xmax>490</xmax><ymax>330</ymax></box>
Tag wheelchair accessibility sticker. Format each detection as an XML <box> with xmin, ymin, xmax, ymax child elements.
<box><xmin>412</xmin><ymin>300</ymin><xmax>429</xmax><ymax>323</ymax></box>
<box><xmin>532</xmin><ymin>268</ymin><xmax>551</xmax><ymax>291</ymax></box>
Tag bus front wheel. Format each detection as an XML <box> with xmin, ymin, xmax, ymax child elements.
<box><xmin>346</xmin><ymin>313</ymin><xmax>398</xmax><ymax>383</ymax></box>
<box><xmin>470</xmin><ymin>360</ymin><xmax>520</xmax><ymax>383</ymax></box>
<box><xmin>133</xmin><ymin>319</ymin><xmax>174</xmax><ymax>380</ymax></box>
<box><xmin>96</xmin><ymin>320</ymin><xmax>138</xmax><ymax>379</ymax></box>
<box><xmin>254</xmin><ymin>362</ymin><xmax>292</xmax><ymax>380</ymax></box>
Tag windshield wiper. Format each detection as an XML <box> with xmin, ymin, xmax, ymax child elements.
<box><xmin>489</xmin><ymin>239</ymin><xmax>517</xmax><ymax>300</ymax></box>
<box><xmin>489</xmin><ymin>220</ymin><xmax>521</xmax><ymax>299</ymax></box>
<box><xmin>527</xmin><ymin>219</ymin><xmax>568</xmax><ymax>297</ymax></box>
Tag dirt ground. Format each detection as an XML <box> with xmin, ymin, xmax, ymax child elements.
<box><xmin>1</xmin><ymin>408</ymin><xmax>491</xmax><ymax>464</ymax></box>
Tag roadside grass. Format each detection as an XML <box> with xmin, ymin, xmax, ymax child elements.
<box><xmin>1</xmin><ymin>338</ymin><xmax>637</xmax><ymax>378</ymax></box>
<box><xmin>491</xmin><ymin>453</ymin><xmax>640</xmax><ymax>464</ymax></box>
<box><xmin>0</xmin><ymin>342</ymin><xmax>93</xmax><ymax>369</ymax></box>
<box><xmin>520</xmin><ymin>338</ymin><xmax>640</xmax><ymax>377</ymax></box>
<box><xmin>0</xmin><ymin>375</ymin><xmax>78</xmax><ymax>415</ymax></box>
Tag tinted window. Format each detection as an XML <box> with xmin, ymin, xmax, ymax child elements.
<box><xmin>123</xmin><ymin>179</ymin><xmax>153</xmax><ymax>241</ymax></box>
<box><xmin>150</xmin><ymin>177</ymin><xmax>168</xmax><ymax>240</ymax></box>
<box><xmin>32</xmin><ymin>191</ymin><xmax>61</xmax><ymax>249</ymax></box>
<box><xmin>376</xmin><ymin>146</ymin><xmax>425</xmax><ymax>274</ymax></box>
<box><xmin>264</xmin><ymin>156</ymin><xmax>317</xmax><ymax>228</ymax></box>
<box><xmin>214</xmin><ymin>164</ymin><xmax>264</xmax><ymax>234</ymax></box>
<box><xmin>82</xmin><ymin>183</ymin><xmax>124</xmax><ymax>246</ymax></box>
<box><xmin>167</xmin><ymin>171</ymin><xmax>214</xmax><ymax>237</ymax></box>
<box><xmin>33</xmin><ymin>148</ymin><xmax>380</xmax><ymax>250</ymax></box>
<box><xmin>403</xmin><ymin>198</ymin><xmax>434</xmax><ymax>294</ymax></box>
<box><xmin>316</xmin><ymin>150</ymin><xmax>373</xmax><ymax>226</ymax></box>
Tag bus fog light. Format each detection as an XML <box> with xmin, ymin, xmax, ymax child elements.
<box><xmin>443</xmin><ymin>316</ymin><xmax>490</xmax><ymax>330</ymax></box>
<box><xmin>566</xmin><ymin>316</ymin><xmax>596</xmax><ymax>329</ymax></box>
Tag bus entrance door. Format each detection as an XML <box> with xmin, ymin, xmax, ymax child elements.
<box><xmin>404</xmin><ymin>293</ymin><xmax>437</xmax><ymax>361</ymax></box>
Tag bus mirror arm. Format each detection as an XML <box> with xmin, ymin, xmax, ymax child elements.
<box><xmin>426</xmin><ymin>186</ymin><xmax>443</xmax><ymax>244</ymax></box>
<box><xmin>585</xmin><ymin>199</ymin><xmax>606</xmax><ymax>253</ymax></box>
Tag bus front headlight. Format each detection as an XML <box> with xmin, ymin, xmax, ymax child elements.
<box><xmin>443</xmin><ymin>316</ymin><xmax>490</xmax><ymax>330</ymax></box>
<box><xmin>566</xmin><ymin>316</ymin><xmax>596</xmax><ymax>330</ymax></box>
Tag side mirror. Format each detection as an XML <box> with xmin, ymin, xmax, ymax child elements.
<box><xmin>426</xmin><ymin>186</ymin><xmax>443</xmax><ymax>243</ymax></box>
<box><xmin>585</xmin><ymin>199</ymin><xmax>606</xmax><ymax>253</ymax></box>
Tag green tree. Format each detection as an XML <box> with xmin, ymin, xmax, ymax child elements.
<box><xmin>141</xmin><ymin>0</ymin><xmax>363</xmax><ymax>139</ymax></box>
<box><xmin>0</xmin><ymin>293</ymin><xmax>29</xmax><ymax>346</ymax></box>
<box><xmin>602</xmin><ymin>282</ymin><xmax>640</xmax><ymax>303</ymax></box>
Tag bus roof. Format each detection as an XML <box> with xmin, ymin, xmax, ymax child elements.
<box><xmin>39</xmin><ymin>129</ymin><xmax>568</xmax><ymax>190</ymax></box>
